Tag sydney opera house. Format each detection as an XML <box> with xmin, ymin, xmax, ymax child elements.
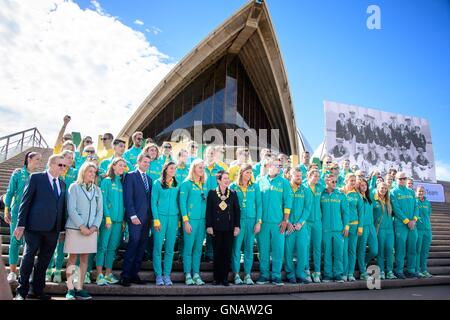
<box><xmin>118</xmin><ymin>0</ymin><xmax>307</xmax><ymax>156</ymax></box>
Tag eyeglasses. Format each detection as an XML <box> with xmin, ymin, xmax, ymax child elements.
<box><xmin>57</xmin><ymin>163</ymin><xmax>67</xmax><ymax>168</ymax></box>
<box><xmin>330</xmin><ymin>181</ymin><xmax>337</xmax><ymax>184</ymax></box>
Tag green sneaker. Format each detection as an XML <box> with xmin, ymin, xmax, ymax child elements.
<box><xmin>192</xmin><ymin>273</ymin><xmax>205</xmax><ymax>286</ymax></box>
<box><xmin>75</xmin><ymin>289</ymin><xmax>92</xmax><ymax>300</ymax></box>
<box><xmin>244</xmin><ymin>274</ymin><xmax>254</xmax><ymax>285</ymax></box>
<box><xmin>336</xmin><ymin>276</ymin><xmax>345</xmax><ymax>283</ymax></box>
<box><xmin>65</xmin><ymin>289</ymin><xmax>76</xmax><ymax>300</ymax></box>
<box><xmin>45</xmin><ymin>269</ymin><xmax>53</xmax><ymax>282</ymax></box>
<box><xmin>96</xmin><ymin>274</ymin><xmax>108</xmax><ymax>286</ymax></box>
<box><xmin>84</xmin><ymin>273</ymin><xmax>91</xmax><ymax>284</ymax></box>
<box><xmin>234</xmin><ymin>274</ymin><xmax>243</xmax><ymax>285</ymax></box>
<box><xmin>423</xmin><ymin>271</ymin><xmax>433</xmax><ymax>278</ymax></box>
<box><xmin>185</xmin><ymin>273</ymin><xmax>194</xmax><ymax>286</ymax></box>
<box><xmin>348</xmin><ymin>275</ymin><xmax>356</xmax><ymax>282</ymax></box>
<box><xmin>386</xmin><ymin>271</ymin><xmax>397</xmax><ymax>280</ymax></box>
<box><xmin>360</xmin><ymin>273</ymin><xmax>372</xmax><ymax>281</ymax></box>
<box><xmin>312</xmin><ymin>272</ymin><xmax>321</xmax><ymax>283</ymax></box>
<box><xmin>105</xmin><ymin>273</ymin><xmax>119</xmax><ymax>284</ymax></box>
<box><xmin>53</xmin><ymin>270</ymin><xmax>62</xmax><ymax>283</ymax></box>
<box><xmin>380</xmin><ymin>272</ymin><xmax>385</xmax><ymax>280</ymax></box>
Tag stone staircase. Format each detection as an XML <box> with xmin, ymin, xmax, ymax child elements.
<box><xmin>1</xmin><ymin>148</ymin><xmax>450</xmax><ymax>296</ymax></box>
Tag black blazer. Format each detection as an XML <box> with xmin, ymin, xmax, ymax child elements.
<box><xmin>18</xmin><ymin>172</ymin><xmax>67</xmax><ymax>233</ymax></box>
<box><xmin>206</xmin><ymin>189</ymin><xmax>240</xmax><ymax>232</ymax></box>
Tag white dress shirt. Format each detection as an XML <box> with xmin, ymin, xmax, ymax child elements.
<box><xmin>47</xmin><ymin>171</ymin><xmax>61</xmax><ymax>196</ymax></box>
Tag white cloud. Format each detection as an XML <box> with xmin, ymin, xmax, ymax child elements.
<box><xmin>436</xmin><ymin>160</ymin><xmax>450</xmax><ymax>182</ymax></box>
<box><xmin>134</xmin><ymin>19</ymin><xmax>144</xmax><ymax>26</ymax></box>
<box><xmin>0</xmin><ymin>0</ymin><xmax>175</xmax><ymax>145</ymax></box>
<box><xmin>146</xmin><ymin>26</ymin><xmax>162</xmax><ymax>35</ymax></box>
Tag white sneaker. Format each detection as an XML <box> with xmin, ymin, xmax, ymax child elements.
<box><xmin>7</xmin><ymin>272</ymin><xmax>17</xmax><ymax>283</ymax></box>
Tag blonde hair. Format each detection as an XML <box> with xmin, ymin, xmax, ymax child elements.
<box><xmin>142</xmin><ymin>143</ymin><xmax>160</xmax><ymax>160</ymax></box>
<box><xmin>76</xmin><ymin>162</ymin><xmax>98</xmax><ymax>185</ymax></box>
<box><xmin>260</xmin><ymin>157</ymin><xmax>275</xmax><ymax>177</ymax></box>
<box><xmin>341</xmin><ymin>173</ymin><xmax>356</xmax><ymax>193</ymax></box>
<box><xmin>106</xmin><ymin>157</ymin><xmax>127</xmax><ymax>180</ymax></box>
<box><xmin>187</xmin><ymin>158</ymin><xmax>206</xmax><ymax>184</ymax></box>
<box><xmin>376</xmin><ymin>182</ymin><xmax>392</xmax><ymax>215</ymax></box>
<box><xmin>47</xmin><ymin>154</ymin><xmax>65</xmax><ymax>167</ymax></box>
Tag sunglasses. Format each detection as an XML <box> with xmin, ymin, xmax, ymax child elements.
<box><xmin>85</xmin><ymin>140</ymin><xmax>93</xmax><ymax>144</ymax></box>
<box><xmin>163</xmin><ymin>145</ymin><xmax>172</xmax><ymax>149</ymax></box>
<box><xmin>136</xmin><ymin>137</ymin><xmax>144</xmax><ymax>141</ymax></box>
<box><xmin>101</xmin><ymin>137</ymin><xmax>111</xmax><ymax>141</ymax></box>
<box><xmin>85</xmin><ymin>150</ymin><xmax>95</xmax><ymax>154</ymax></box>
<box><xmin>330</xmin><ymin>181</ymin><xmax>337</xmax><ymax>184</ymax></box>
<box><xmin>191</xmin><ymin>145</ymin><xmax>198</xmax><ymax>149</ymax></box>
<box><xmin>326</xmin><ymin>161</ymin><xmax>332</xmax><ymax>164</ymax></box>
<box><xmin>399</xmin><ymin>177</ymin><xmax>407</xmax><ymax>181</ymax></box>
<box><xmin>57</xmin><ymin>163</ymin><xmax>67</xmax><ymax>168</ymax></box>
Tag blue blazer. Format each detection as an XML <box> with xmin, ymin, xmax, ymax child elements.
<box><xmin>17</xmin><ymin>172</ymin><xmax>67</xmax><ymax>232</ymax></box>
<box><xmin>123</xmin><ymin>170</ymin><xmax>152</xmax><ymax>222</ymax></box>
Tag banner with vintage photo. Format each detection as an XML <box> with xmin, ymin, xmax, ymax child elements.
<box><xmin>324</xmin><ymin>101</ymin><xmax>436</xmax><ymax>182</ymax></box>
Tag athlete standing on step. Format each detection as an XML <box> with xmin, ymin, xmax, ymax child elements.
<box><xmin>179</xmin><ymin>159</ymin><xmax>208</xmax><ymax>286</ymax></box>
<box><xmin>151</xmin><ymin>161</ymin><xmax>180</xmax><ymax>286</ymax></box>
<box><xmin>415</xmin><ymin>186</ymin><xmax>433</xmax><ymax>279</ymax></box>
<box><xmin>4</xmin><ymin>151</ymin><xmax>42</xmax><ymax>283</ymax></box>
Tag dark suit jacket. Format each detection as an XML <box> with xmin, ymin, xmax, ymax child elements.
<box><xmin>123</xmin><ymin>170</ymin><xmax>152</xmax><ymax>222</ymax></box>
<box><xmin>206</xmin><ymin>189</ymin><xmax>240</xmax><ymax>232</ymax></box>
<box><xmin>17</xmin><ymin>172</ymin><xmax>67</xmax><ymax>233</ymax></box>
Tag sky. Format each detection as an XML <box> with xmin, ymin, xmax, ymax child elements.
<box><xmin>0</xmin><ymin>0</ymin><xmax>449</xmax><ymax>179</ymax></box>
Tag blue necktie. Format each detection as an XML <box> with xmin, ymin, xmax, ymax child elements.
<box><xmin>142</xmin><ymin>173</ymin><xmax>149</xmax><ymax>193</ymax></box>
<box><xmin>52</xmin><ymin>178</ymin><xmax>59</xmax><ymax>199</ymax></box>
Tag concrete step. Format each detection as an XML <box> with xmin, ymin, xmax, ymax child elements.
<box><xmin>5</xmin><ymin>266</ymin><xmax>450</xmax><ymax>285</ymax></box>
<box><xmin>8</xmin><ymin>275</ymin><xmax>450</xmax><ymax>297</ymax></box>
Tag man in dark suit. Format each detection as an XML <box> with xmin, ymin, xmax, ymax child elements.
<box><xmin>14</xmin><ymin>154</ymin><xmax>67</xmax><ymax>300</ymax></box>
<box><xmin>120</xmin><ymin>153</ymin><xmax>153</xmax><ymax>286</ymax></box>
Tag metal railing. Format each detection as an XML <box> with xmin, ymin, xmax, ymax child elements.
<box><xmin>0</xmin><ymin>128</ymin><xmax>49</xmax><ymax>163</ymax></box>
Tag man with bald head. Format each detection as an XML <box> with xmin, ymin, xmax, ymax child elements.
<box><xmin>390</xmin><ymin>172</ymin><xmax>419</xmax><ymax>279</ymax></box>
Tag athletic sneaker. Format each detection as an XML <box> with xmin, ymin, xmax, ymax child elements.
<box><xmin>312</xmin><ymin>272</ymin><xmax>321</xmax><ymax>283</ymax></box>
<box><xmin>322</xmin><ymin>277</ymin><xmax>332</xmax><ymax>283</ymax></box>
<box><xmin>163</xmin><ymin>276</ymin><xmax>173</xmax><ymax>286</ymax></box>
<box><xmin>65</xmin><ymin>289</ymin><xmax>76</xmax><ymax>300</ymax></box>
<box><xmin>359</xmin><ymin>273</ymin><xmax>372</xmax><ymax>281</ymax></box>
<box><xmin>104</xmin><ymin>273</ymin><xmax>119</xmax><ymax>284</ymax></box>
<box><xmin>336</xmin><ymin>276</ymin><xmax>346</xmax><ymax>283</ymax></box>
<box><xmin>185</xmin><ymin>273</ymin><xmax>194</xmax><ymax>286</ymax></box>
<box><xmin>348</xmin><ymin>275</ymin><xmax>356</xmax><ymax>282</ymax></box>
<box><xmin>272</xmin><ymin>278</ymin><xmax>284</xmax><ymax>286</ymax></box>
<box><xmin>287</xmin><ymin>277</ymin><xmax>297</xmax><ymax>284</ymax></box>
<box><xmin>422</xmin><ymin>271</ymin><xmax>433</xmax><ymax>278</ymax></box>
<box><xmin>84</xmin><ymin>273</ymin><xmax>91</xmax><ymax>284</ymax></box>
<box><xmin>192</xmin><ymin>273</ymin><xmax>205</xmax><ymax>286</ymax></box>
<box><xmin>53</xmin><ymin>270</ymin><xmax>62</xmax><ymax>283</ymax></box>
<box><xmin>256</xmin><ymin>276</ymin><xmax>269</xmax><ymax>285</ymax></box>
<box><xmin>244</xmin><ymin>274</ymin><xmax>254</xmax><ymax>285</ymax></box>
<box><xmin>156</xmin><ymin>275</ymin><xmax>164</xmax><ymax>286</ymax></box>
<box><xmin>45</xmin><ymin>269</ymin><xmax>53</xmax><ymax>282</ymax></box>
<box><xmin>380</xmin><ymin>272</ymin><xmax>385</xmax><ymax>280</ymax></box>
<box><xmin>96</xmin><ymin>274</ymin><xmax>108</xmax><ymax>286</ymax></box>
<box><xmin>75</xmin><ymin>289</ymin><xmax>92</xmax><ymax>300</ymax></box>
<box><xmin>234</xmin><ymin>274</ymin><xmax>243</xmax><ymax>285</ymax></box>
<box><xmin>386</xmin><ymin>271</ymin><xmax>397</xmax><ymax>280</ymax></box>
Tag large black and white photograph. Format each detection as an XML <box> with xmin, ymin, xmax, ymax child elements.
<box><xmin>324</xmin><ymin>101</ymin><xmax>436</xmax><ymax>182</ymax></box>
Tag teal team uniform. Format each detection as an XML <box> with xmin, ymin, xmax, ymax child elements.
<box><xmin>305</xmin><ymin>183</ymin><xmax>325</xmax><ymax>275</ymax></box>
<box><xmin>257</xmin><ymin>174</ymin><xmax>293</xmax><ymax>282</ymax></box>
<box><xmin>416</xmin><ymin>197</ymin><xmax>432</xmax><ymax>275</ymax></box>
<box><xmin>151</xmin><ymin>178</ymin><xmax>180</xmax><ymax>277</ymax></box>
<box><xmin>123</xmin><ymin>146</ymin><xmax>142</xmax><ymax>169</ymax></box>
<box><xmin>320</xmin><ymin>189</ymin><xmax>349</xmax><ymax>280</ymax></box>
<box><xmin>175</xmin><ymin>165</ymin><xmax>189</xmax><ymax>255</ymax></box>
<box><xmin>342</xmin><ymin>190</ymin><xmax>363</xmax><ymax>278</ymax></box>
<box><xmin>4</xmin><ymin>167</ymin><xmax>30</xmax><ymax>266</ymax></box>
<box><xmin>391</xmin><ymin>185</ymin><xmax>419</xmax><ymax>275</ymax></box>
<box><xmin>179</xmin><ymin>179</ymin><xmax>208</xmax><ymax>276</ymax></box>
<box><xmin>373</xmin><ymin>194</ymin><xmax>395</xmax><ymax>275</ymax></box>
<box><xmin>229</xmin><ymin>182</ymin><xmax>262</xmax><ymax>276</ymax></box>
<box><xmin>96</xmin><ymin>176</ymin><xmax>125</xmax><ymax>269</ymax></box>
<box><xmin>147</xmin><ymin>159</ymin><xmax>163</xmax><ymax>182</ymax></box>
<box><xmin>284</xmin><ymin>183</ymin><xmax>312</xmax><ymax>281</ymax></box>
<box><xmin>357</xmin><ymin>197</ymin><xmax>378</xmax><ymax>276</ymax></box>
